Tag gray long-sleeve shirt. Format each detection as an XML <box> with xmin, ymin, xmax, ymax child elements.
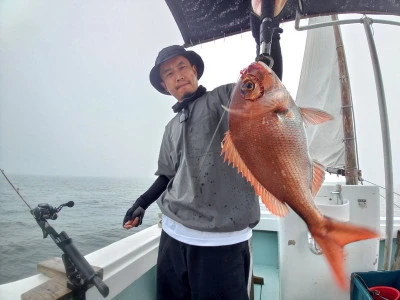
<box><xmin>156</xmin><ymin>84</ymin><xmax>260</xmax><ymax>232</ymax></box>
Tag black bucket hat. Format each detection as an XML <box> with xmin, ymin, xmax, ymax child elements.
<box><xmin>149</xmin><ymin>45</ymin><xmax>204</xmax><ymax>95</ymax></box>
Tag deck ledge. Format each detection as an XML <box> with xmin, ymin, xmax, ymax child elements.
<box><xmin>0</xmin><ymin>225</ymin><xmax>162</xmax><ymax>300</ymax></box>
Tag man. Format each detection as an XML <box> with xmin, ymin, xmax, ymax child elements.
<box><xmin>123</xmin><ymin>22</ymin><xmax>282</xmax><ymax>300</ymax></box>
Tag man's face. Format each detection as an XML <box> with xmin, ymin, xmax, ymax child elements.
<box><xmin>160</xmin><ymin>55</ymin><xmax>199</xmax><ymax>102</ymax></box>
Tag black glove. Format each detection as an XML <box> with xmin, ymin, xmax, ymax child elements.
<box><xmin>123</xmin><ymin>202</ymin><xmax>145</xmax><ymax>227</ymax></box>
<box><xmin>122</xmin><ymin>175</ymin><xmax>169</xmax><ymax>228</ymax></box>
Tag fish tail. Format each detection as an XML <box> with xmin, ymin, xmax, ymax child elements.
<box><xmin>310</xmin><ymin>217</ymin><xmax>379</xmax><ymax>290</ymax></box>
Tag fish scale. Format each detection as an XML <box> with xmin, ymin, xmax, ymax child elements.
<box><xmin>221</xmin><ymin>61</ymin><xmax>379</xmax><ymax>289</ymax></box>
<box><xmin>233</xmin><ymin>107</ymin><xmax>309</xmax><ymax>203</ymax></box>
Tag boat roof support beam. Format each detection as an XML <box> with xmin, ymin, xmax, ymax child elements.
<box><xmin>294</xmin><ymin>12</ymin><xmax>400</xmax><ymax>31</ymax></box>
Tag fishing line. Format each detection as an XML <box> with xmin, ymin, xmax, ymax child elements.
<box><xmin>362</xmin><ymin>178</ymin><xmax>400</xmax><ymax>196</ymax></box>
<box><xmin>378</xmin><ymin>193</ymin><xmax>400</xmax><ymax>210</ymax></box>
<box><xmin>198</xmin><ymin>106</ymin><xmax>228</xmax><ymax>169</ymax></box>
<box><xmin>362</xmin><ymin>178</ymin><xmax>400</xmax><ymax>208</ymax></box>
<box><xmin>0</xmin><ymin>169</ymin><xmax>32</xmax><ymax>210</ymax></box>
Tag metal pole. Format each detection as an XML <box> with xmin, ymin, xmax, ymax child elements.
<box><xmin>295</xmin><ymin>11</ymin><xmax>400</xmax><ymax>31</ymax></box>
<box><xmin>362</xmin><ymin>16</ymin><xmax>394</xmax><ymax>271</ymax></box>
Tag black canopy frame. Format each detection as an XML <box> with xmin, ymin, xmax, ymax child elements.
<box><xmin>165</xmin><ymin>0</ymin><xmax>400</xmax><ymax>47</ymax></box>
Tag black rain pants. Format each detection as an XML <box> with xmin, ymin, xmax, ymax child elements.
<box><xmin>156</xmin><ymin>230</ymin><xmax>251</xmax><ymax>300</ymax></box>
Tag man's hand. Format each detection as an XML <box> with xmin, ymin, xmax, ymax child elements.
<box><xmin>123</xmin><ymin>204</ymin><xmax>145</xmax><ymax>229</ymax></box>
<box><xmin>251</xmin><ymin>0</ymin><xmax>262</xmax><ymax>16</ymax></box>
<box><xmin>251</xmin><ymin>0</ymin><xmax>287</xmax><ymax>18</ymax></box>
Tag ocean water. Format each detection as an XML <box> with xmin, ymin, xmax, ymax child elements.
<box><xmin>0</xmin><ymin>174</ymin><xmax>160</xmax><ymax>285</ymax></box>
<box><xmin>1</xmin><ymin>174</ymin><xmax>399</xmax><ymax>286</ymax></box>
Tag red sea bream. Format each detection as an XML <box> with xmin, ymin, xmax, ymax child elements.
<box><xmin>221</xmin><ymin>61</ymin><xmax>378</xmax><ymax>289</ymax></box>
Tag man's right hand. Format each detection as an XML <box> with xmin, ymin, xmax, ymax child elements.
<box><xmin>123</xmin><ymin>203</ymin><xmax>145</xmax><ymax>229</ymax></box>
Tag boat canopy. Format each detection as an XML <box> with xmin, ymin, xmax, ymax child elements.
<box><xmin>165</xmin><ymin>0</ymin><xmax>400</xmax><ymax>47</ymax></box>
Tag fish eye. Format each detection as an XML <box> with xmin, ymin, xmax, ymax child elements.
<box><xmin>240</xmin><ymin>75</ymin><xmax>264</xmax><ymax>101</ymax></box>
<box><xmin>244</xmin><ymin>80</ymin><xmax>255</xmax><ymax>91</ymax></box>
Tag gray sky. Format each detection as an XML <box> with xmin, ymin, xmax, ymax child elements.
<box><xmin>0</xmin><ymin>1</ymin><xmax>399</xmax><ymax>187</ymax></box>
<box><xmin>0</xmin><ymin>1</ymin><xmax>183</xmax><ymax>178</ymax></box>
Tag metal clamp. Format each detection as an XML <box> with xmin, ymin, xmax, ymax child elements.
<box><xmin>308</xmin><ymin>232</ymin><xmax>323</xmax><ymax>255</ymax></box>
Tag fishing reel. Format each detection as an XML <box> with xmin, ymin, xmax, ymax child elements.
<box><xmin>1</xmin><ymin>169</ymin><xmax>109</xmax><ymax>298</ymax></box>
<box><xmin>31</xmin><ymin>201</ymin><xmax>74</xmax><ymax>220</ymax></box>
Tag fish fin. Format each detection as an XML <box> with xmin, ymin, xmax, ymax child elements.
<box><xmin>299</xmin><ymin>107</ymin><xmax>334</xmax><ymax>125</ymax></box>
<box><xmin>311</xmin><ymin>161</ymin><xmax>326</xmax><ymax>198</ymax></box>
<box><xmin>310</xmin><ymin>218</ymin><xmax>379</xmax><ymax>290</ymax></box>
<box><xmin>254</xmin><ymin>182</ymin><xmax>289</xmax><ymax>217</ymax></box>
<box><xmin>221</xmin><ymin>131</ymin><xmax>289</xmax><ymax>217</ymax></box>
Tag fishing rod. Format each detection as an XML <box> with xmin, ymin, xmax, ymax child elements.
<box><xmin>0</xmin><ymin>169</ymin><xmax>109</xmax><ymax>299</ymax></box>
